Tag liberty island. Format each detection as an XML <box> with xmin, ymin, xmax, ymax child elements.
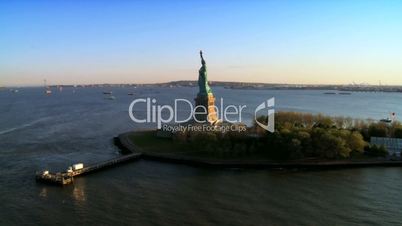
<box><xmin>120</xmin><ymin>52</ymin><xmax>402</xmax><ymax>168</ymax></box>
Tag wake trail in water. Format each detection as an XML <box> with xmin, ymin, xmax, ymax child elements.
<box><xmin>0</xmin><ymin>117</ymin><xmax>50</xmax><ymax>135</ymax></box>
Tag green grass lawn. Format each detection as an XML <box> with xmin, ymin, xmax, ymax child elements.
<box><xmin>126</xmin><ymin>131</ymin><xmax>391</xmax><ymax>162</ymax></box>
<box><xmin>128</xmin><ymin>131</ymin><xmax>192</xmax><ymax>154</ymax></box>
<box><xmin>127</xmin><ymin>131</ymin><xmax>271</xmax><ymax>160</ymax></box>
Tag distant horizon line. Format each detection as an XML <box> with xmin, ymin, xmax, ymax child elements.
<box><xmin>2</xmin><ymin>80</ymin><xmax>402</xmax><ymax>88</ymax></box>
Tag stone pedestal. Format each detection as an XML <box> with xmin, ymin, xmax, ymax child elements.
<box><xmin>194</xmin><ymin>93</ymin><xmax>218</xmax><ymax>124</ymax></box>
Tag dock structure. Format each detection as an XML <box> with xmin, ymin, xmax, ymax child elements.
<box><xmin>36</xmin><ymin>152</ymin><xmax>142</xmax><ymax>186</ymax></box>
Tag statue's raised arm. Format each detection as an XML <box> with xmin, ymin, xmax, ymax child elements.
<box><xmin>200</xmin><ymin>50</ymin><xmax>205</xmax><ymax>65</ymax></box>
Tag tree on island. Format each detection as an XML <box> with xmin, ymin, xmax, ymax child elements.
<box><xmin>167</xmin><ymin>112</ymin><xmax>376</xmax><ymax>160</ymax></box>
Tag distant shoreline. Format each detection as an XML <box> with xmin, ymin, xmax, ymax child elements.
<box><xmin>115</xmin><ymin>132</ymin><xmax>402</xmax><ymax>170</ymax></box>
<box><xmin>4</xmin><ymin>80</ymin><xmax>402</xmax><ymax>92</ymax></box>
<box><xmin>4</xmin><ymin>80</ymin><xmax>402</xmax><ymax>93</ymax></box>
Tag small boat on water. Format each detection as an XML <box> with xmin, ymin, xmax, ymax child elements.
<box><xmin>103</xmin><ymin>91</ymin><xmax>112</xmax><ymax>95</ymax></box>
<box><xmin>380</xmin><ymin>118</ymin><xmax>392</xmax><ymax>123</ymax></box>
<box><xmin>105</xmin><ymin>95</ymin><xmax>116</xmax><ymax>100</ymax></box>
<box><xmin>323</xmin><ymin>92</ymin><xmax>352</xmax><ymax>95</ymax></box>
<box><xmin>44</xmin><ymin>79</ymin><xmax>52</xmax><ymax>95</ymax></box>
<box><xmin>380</xmin><ymin>112</ymin><xmax>396</xmax><ymax>123</ymax></box>
<box><xmin>128</xmin><ymin>93</ymin><xmax>134</xmax><ymax>96</ymax></box>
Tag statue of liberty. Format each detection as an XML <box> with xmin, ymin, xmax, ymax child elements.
<box><xmin>194</xmin><ymin>50</ymin><xmax>218</xmax><ymax>123</ymax></box>
<box><xmin>198</xmin><ymin>50</ymin><xmax>212</xmax><ymax>96</ymax></box>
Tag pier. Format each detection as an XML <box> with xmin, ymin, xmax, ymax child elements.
<box><xmin>36</xmin><ymin>152</ymin><xmax>142</xmax><ymax>186</ymax></box>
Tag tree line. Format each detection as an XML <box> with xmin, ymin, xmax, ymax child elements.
<box><xmin>171</xmin><ymin>112</ymin><xmax>401</xmax><ymax>160</ymax></box>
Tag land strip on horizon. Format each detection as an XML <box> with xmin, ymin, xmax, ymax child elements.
<box><xmin>4</xmin><ymin>80</ymin><xmax>402</xmax><ymax>93</ymax></box>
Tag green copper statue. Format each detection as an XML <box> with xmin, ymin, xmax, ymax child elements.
<box><xmin>198</xmin><ymin>50</ymin><xmax>212</xmax><ymax>96</ymax></box>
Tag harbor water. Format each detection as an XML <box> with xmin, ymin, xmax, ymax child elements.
<box><xmin>0</xmin><ymin>87</ymin><xmax>401</xmax><ymax>225</ymax></box>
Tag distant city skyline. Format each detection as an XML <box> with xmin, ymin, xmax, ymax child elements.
<box><xmin>1</xmin><ymin>0</ymin><xmax>402</xmax><ymax>86</ymax></box>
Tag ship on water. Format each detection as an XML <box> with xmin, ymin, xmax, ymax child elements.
<box><xmin>44</xmin><ymin>79</ymin><xmax>52</xmax><ymax>95</ymax></box>
<box><xmin>380</xmin><ymin>112</ymin><xmax>396</xmax><ymax>123</ymax></box>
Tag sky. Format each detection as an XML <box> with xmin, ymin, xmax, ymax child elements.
<box><xmin>1</xmin><ymin>0</ymin><xmax>402</xmax><ymax>86</ymax></box>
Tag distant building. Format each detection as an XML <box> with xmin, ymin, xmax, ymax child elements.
<box><xmin>370</xmin><ymin>137</ymin><xmax>402</xmax><ymax>156</ymax></box>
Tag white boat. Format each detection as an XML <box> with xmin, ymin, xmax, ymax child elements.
<box><xmin>380</xmin><ymin>112</ymin><xmax>396</xmax><ymax>123</ymax></box>
<box><xmin>380</xmin><ymin>118</ymin><xmax>392</xmax><ymax>123</ymax></box>
<box><xmin>105</xmin><ymin>95</ymin><xmax>116</xmax><ymax>100</ymax></box>
<box><xmin>44</xmin><ymin>79</ymin><xmax>51</xmax><ymax>95</ymax></box>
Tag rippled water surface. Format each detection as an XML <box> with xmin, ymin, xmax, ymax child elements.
<box><xmin>0</xmin><ymin>87</ymin><xmax>401</xmax><ymax>225</ymax></box>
